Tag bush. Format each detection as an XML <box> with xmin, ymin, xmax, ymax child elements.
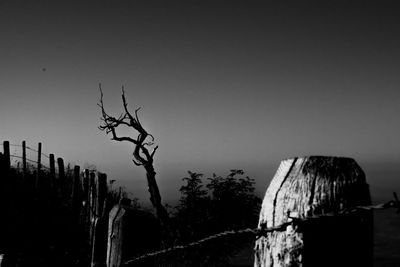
<box><xmin>173</xmin><ymin>169</ymin><xmax>261</xmax><ymax>266</ymax></box>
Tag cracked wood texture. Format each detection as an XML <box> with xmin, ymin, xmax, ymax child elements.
<box><xmin>254</xmin><ymin>156</ymin><xmax>373</xmax><ymax>267</ymax></box>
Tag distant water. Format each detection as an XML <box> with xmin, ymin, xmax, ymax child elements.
<box><xmin>229</xmin><ymin>209</ymin><xmax>400</xmax><ymax>266</ymax></box>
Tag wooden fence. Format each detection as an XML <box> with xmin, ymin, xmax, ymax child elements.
<box><xmin>0</xmin><ymin>141</ymin><xmax>114</xmax><ymax>267</ymax></box>
<box><xmin>1</xmin><ymin>141</ymin><xmax>394</xmax><ymax>266</ymax></box>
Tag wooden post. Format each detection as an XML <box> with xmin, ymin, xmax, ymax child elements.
<box><xmin>83</xmin><ymin>169</ymin><xmax>90</xmax><ymax>226</ymax></box>
<box><xmin>72</xmin><ymin>165</ymin><xmax>81</xmax><ymax>223</ymax></box>
<box><xmin>89</xmin><ymin>171</ymin><xmax>97</xmax><ymax>247</ymax></box>
<box><xmin>49</xmin><ymin>154</ymin><xmax>55</xmax><ymax>191</ymax></box>
<box><xmin>89</xmin><ymin>171</ymin><xmax>96</xmax><ymax>218</ymax></box>
<box><xmin>91</xmin><ymin>173</ymin><xmax>108</xmax><ymax>267</ymax></box>
<box><xmin>96</xmin><ymin>173</ymin><xmax>107</xmax><ymax>217</ymax></box>
<box><xmin>254</xmin><ymin>156</ymin><xmax>373</xmax><ymax>267</ymax></box>
<box><xmin>91</xmin><ymin>216</ymin><xmax>108</xmax><ymax>267</ymax></box>
<box><xmin>35</xmin><ymin>142</ymin><xmax>42</xmax><ymax>189</ymax></box>
<box><xmin>3</xmin><ymin>141</ymin><xmax>10</xmax><ymax>171</ymax></box>
<box><xmin>57</xmin><ymin>157</ymin><xmax>65</xmax><ymax>187</ymax></box>
<box><xmin>22</xmin><ymin>141</ymin><xmax>27</xmax><ymax>176</ymax></box>
<box><xmin>107</xmin><ymin>205</ymin><xmax>124</xmax><ymax>267</ymax></box>
<box><xmin>83</xmin><ymin>169</ymin><xmax>90</xmax><ymax>205</ymax></box>
<box><xmin>0</xmin><ymin>153</ymin><xmax>3</xmax><ymax>172</ymax></box>
<box><xmin>106</xmin><ymin>202</ymin><xmax>162</xmax><ymax>267</ymax></box>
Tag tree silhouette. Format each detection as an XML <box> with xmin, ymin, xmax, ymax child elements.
<box><xmin>174</xmin><ymin>170</ymin><xmax>261</xmax><ymax>266</ymax></box>
<box><xmin>98</xmin><ymin>85</ymin><xmax>174</xmax><ymax>245</ymax></box>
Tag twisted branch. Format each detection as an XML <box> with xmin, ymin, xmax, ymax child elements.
<box><xmin>98</xmin><ymin>84</ymin><xmax>158</xmax><ymax>166</ymax></box>
<box><xmin>98</xmin><ymin>85</ymin><xmax>175</xmax><ymax>246</ymax></box>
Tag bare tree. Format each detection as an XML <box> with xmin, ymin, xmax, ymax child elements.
<box><xmin>98</xmin><ymin>85</ymin><xmax>174</xmax><ymax>245</ymax></box>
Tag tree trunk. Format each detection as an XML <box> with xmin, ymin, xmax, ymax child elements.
<box><xmin>144</xmin><ymin>164</ymin><xmax>175</xmax><ymax>246</ymax></box>
<box><xmin>254</xmin><ymin>156</ymin><xmax>373</xmax><ymax>267</ymax></box>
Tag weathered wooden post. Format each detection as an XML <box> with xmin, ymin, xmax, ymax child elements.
<box><xmin>22</xmin><ymin>141</ymin><xmax>27</xmax><ymax>176</ymax></box>
<box><xmin>57</xmin><ymin>157</ymin><xmax>65</xmax><ymax>187</ymax></box>
<box><xmin>72</xmin><ymin>165</ymin><xmax>81</xmax><ymax>223</ymax></box>
<box><xmin>89</xmin><ymin>171</ymin><xmax>97</xmax><ymax>218</ymax></box>
<box><xmin>37</xmin><ymin>142</ymin><xmax>42</xmax><ymax>173</ymax></box>
<box><xmin>91</xmin><ymin>172</ymin><xmax>108</xmax><ymax>267</ymax></box>
<box><xmin>49</xmin><ymin>154</ymin><xmax>56</xmax><ymax>192</ymax></box>
<box><xmin>3</xmin><ymin>141</ymin><xmax>10</xmax><ymax>172</ymax></box>
<box><xmin>82</xmin><ymin>169</ymin><xmax>90</xmax><ymax>230</ymax></box>
<box><xmin>89</xmin><ymin>171</ymin><xmax>97</xmax><ymax>241</ymax></box>
<box><xmin>35</xmin><ymin>142</ymin><xmax>42</xmax><ymax>190</ymax></box>
<box><xmin>83</xmin><ymin>169</ymin><xmax>90</xmax><ymax>205</ymax></box>
<box><xmin>106</xmin><ymin>199</ymin><xmax>162</xmax><ymax>267</ymax></box>
<box><xmin>254</xmin><ymin>156</ymin><xmax>373</xmax><ymax>267</ymax></box>
<box><xmin>96</xmin><ymin>173</ymin><xmax>107</xmax><ymax>217</ymax></box>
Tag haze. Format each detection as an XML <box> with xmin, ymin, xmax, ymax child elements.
<box><xmin>1</xmin><ymin>1</ymin><xmax>399</xmax><ymax>204</ymax></box>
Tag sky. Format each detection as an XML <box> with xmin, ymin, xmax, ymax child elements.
<box><xmin>1</xmin><ymin>0</ymin><xmax>399</xmax><ymax>204</ymax></box>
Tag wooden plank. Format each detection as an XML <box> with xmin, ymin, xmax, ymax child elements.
<box><xmin>254</xmin><ymin>156</ymin><xmax>373</xmax><ymax>267</ymax></box>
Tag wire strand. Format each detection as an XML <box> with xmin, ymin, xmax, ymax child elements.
<box><xmin>122</xmin><ymin>197</ymin><xmax>400</xmax><ymax>266</ymax></box>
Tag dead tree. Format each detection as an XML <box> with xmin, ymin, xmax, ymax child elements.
<box><xmin>98</xmin><ymin>85</ymin><xmax>174</xmax><ymax>246</ymax></box>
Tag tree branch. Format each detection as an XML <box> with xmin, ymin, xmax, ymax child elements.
<box><xmin>98</xmin><ymin>84</ymin><xmax>158</xmax><ymax>165</ymax></box>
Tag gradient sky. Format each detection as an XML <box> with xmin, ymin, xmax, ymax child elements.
<box><xmin>1</xmin><ymin>1</ymin><xmax>399</xmax><ymax>204</ymax></box>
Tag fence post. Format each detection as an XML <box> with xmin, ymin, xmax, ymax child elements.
<box><xmin>22</xmin><ymin>141</ymin><xmax>27</xmax><ymax>176</ymax></box>
<box><xmin>89</xmin><ymin>172</ymin><xmax>97</xmax><ymax>248</ymax></box>
<box><xmin>91</xmin><ymin>173</ymin><xmax>108</xmax><ymax>267</ymax></box>
<box><xmin>83</xmin><ymin>169</ymin><xmax>89</xmax><ymax>205</ymax></box>
<box><xmin>49</xmin><ymin>154</ymin><xmax>55</xmax><ymax>192</ymax></box>
<box><xmin>106</xmin><ymin>199</ymin><xmax>162</xmax><ymax>267</ymax></box>
<box><xmin>3</xmin><ymin>141</ymin><xmax>10</xmax><ymax>172</ymax></box>
<box><xmin>254</xmin><ymin>156</ymin><xmax>373</xmax><ymax>267</ymax></box>
<box><xmin>35</xmin><ymin>142</ymin><xmax>42</xmax><ymax>190</ymax></box>
<box><xmin>57</xmin><ymin>157</ymin><xmax>65</xmax><ymax>186</ymax></box>
<box><xmin>96</xmin><ymin>173</ymin><xmax>107</xmax><ymax>217</ymax></box>
<box><xmin>83</xmin><ymin>169</ymin><xmax>90</xmax><ymax>231</ymax></box>
<box><xmin>72</xmin><ymin>165</ymin><xmax>81</xmax><ymax>223</ymax></box>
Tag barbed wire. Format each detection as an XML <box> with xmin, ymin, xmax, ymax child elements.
<box><xmin>10</xmin><ymin>154</ymin><xmax>51</xmax><ymax>170</ymax></box>
<box><xmin>9</xmin><ymin>143</ymin><xmax>50</xmax><ymax>159</ymax></box>
<box><xmin>122</xmin><ymin>193</ymin><xmax>400</xmax><ymax>266</ymax></box>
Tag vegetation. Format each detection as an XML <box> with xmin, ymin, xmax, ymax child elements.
<box><xmin>171</xmin><ymin>169</ymin><xmax>262</xmax><ymax>266</ymax></box>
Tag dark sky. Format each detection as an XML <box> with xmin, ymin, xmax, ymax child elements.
<box><xmin>1</xmin><ymin>1</ymin><xmax>399</xmax><ymax>203</ymax></box>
